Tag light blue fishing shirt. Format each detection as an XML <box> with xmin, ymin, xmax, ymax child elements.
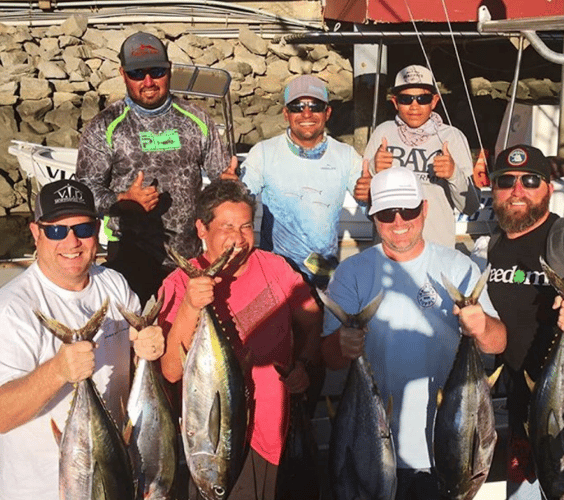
<box><xmin>323</xmin><ymin>242</ymin><xmax>498</xmax><ymax>469</ymax></box>
<box><xmin>240</xmin><ymin>132</ymin><xmax>363</xmax><ymax>283</ymax></box>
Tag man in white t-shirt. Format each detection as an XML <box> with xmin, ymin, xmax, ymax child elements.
<box><xmin>321</xmin><ymin>167</ymin><xmax>506</xmax><ymax>499</ymax></box>
<box><xmin>0</xmin><ymin>179</ymin><xmax>164</xmax><ymax>500</ymax></box>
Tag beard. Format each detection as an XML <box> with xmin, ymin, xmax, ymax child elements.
<box><xmin>493</xmin><ymin>190</ymin><xmax>550</xmax><ymax>234</ymax></box>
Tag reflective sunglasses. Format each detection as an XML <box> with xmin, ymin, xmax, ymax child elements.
<box><xmin>375</xmin><ymin>202</ymin><xmax>423</xmax><ymax>223</ymax></box>
<box><xmin>125</xmin><ymin>67</ymin><xmax>168</xmax><ymax>81</ymax></box>
<box><xmin>286</xmin><ymin>100</ymin><xmax>328</xmax><ymax>114</ymax></box>
<box><xmin>395</xmin><ymin>93</ymin><xmax>434</xmax><ymax>106</ymax></box>
<box><xmin>493</xmin><ymin>173</ymin><xmax>543</xmax><ymax>190</ymax></box>
<box><xmin>38</xmin><ymin>221</ymin><xmax>98</xmax><ymax>241</ymax></box>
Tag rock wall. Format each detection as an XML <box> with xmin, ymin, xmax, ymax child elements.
<box><xmin>0</xmin><ymin>15</ymin><xmax>561</xmax><ymax>216</ymax></box>
<box><xmin>0</xmin><ymin>16</ymin><xmax>355</xmax><ymax>215</ymax></box>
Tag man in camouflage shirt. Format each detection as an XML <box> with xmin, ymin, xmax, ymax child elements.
<box><xmin>77</xmin><ymin>32</ymin><xmax>235</xmax><ymax>305</ymax></box>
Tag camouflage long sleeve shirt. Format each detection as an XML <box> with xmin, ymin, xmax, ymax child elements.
<box><xmin>76</xmin><ymin>96</ymin><xmax>229</xmax><ymax>264</ymax></box>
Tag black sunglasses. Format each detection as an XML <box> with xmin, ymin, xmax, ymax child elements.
<box><xmin>38</xmin><ymin>222</ymin><xmax>98</xmax><ymax>241</ymax></box>
<box><xmin>395</xmin><ymin>94</ymin><xmax>434</xmax><ymax>106</ymax></box>
<box><xmin>286</xmin><ymin>100</ymin><xmax>328</xmax><ymax>114</ymax></box>
<box><xmin>375</xmin><ymin>202</ymin><xmax>423</xmax><ymax>223</ymax></box>
<box><xmin>493</xmin><ymin>173</ymin><xmax>543</xmax><ymax>190</ymax></box>
<box><xmin>125</xmin><ymin>67</ymin><xmax>168</xmax><ymax>81</ymax></box>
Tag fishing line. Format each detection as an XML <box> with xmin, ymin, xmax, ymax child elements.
<box><xmin>439</xmin><ymin>0</ymin><xmax>485</xmax><ymax>153</ymax></box>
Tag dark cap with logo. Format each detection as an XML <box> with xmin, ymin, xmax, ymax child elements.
<box><xmin>491</xmin><ymin>144</ymin><xmax>551</xmax><ymax>181</ymax></box>
<box><xmin>119</xmin><ymin>32</ymin><xmax>170</xmax><ymax>72</ymax></box>
<box><xmin>34</xmin><ymin>180</ymin><xmax>98</xmax><ymax>222</ymax></box>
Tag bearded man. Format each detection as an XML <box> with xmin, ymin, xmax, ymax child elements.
<box><xmin>487</xmin><ymin>144</ymin><xmax>564</xmax><ymax>500</ymax></box>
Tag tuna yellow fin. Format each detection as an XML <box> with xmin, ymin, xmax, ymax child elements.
<box><xmin>51</xmin><ymin>419</ymin><xmax>62</xmax><ymax>447</ymax></box>
<box><xmin>179</xmin><ymin>344</ymin><xmax>187</xmax><ymax>368</ymax></box>
<box><xmin>122</xmin><ymin>419</ymin><xmax>133</xmax><ymax>446</ymax></box>
<box><xmin>436</xmin><ymin>388</ymin><xmax>444</xmax><ymax>408</ymax></box>
<box><xmin>487</xmin><ymin>364</ymin><xmax>503</xmax><ymax>389</ymax></box>
<box><xmin>524</xmin><ymin>370</ymin><xmax>535</xmax><ymax>393</ymax></box>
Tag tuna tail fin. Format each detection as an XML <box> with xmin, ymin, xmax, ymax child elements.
<box><xmin>34</xmin><ymin>297</ymin><xmax>109</xmax><ymax>343</ymax></box>
<box><xmin>540</xmin><ymin>256</ymin><xmax>564</xmax><ymax>297</ymax></box>
<box><xmin>356</xmin><ymin>291</ymin><xmax>384</xmax><ymax>328</ymax></box>
<box><xmin>317</xmin><ymin>289</ymin><xmax>384</xmax><ymax>329</ymax></box>
<box><xmin>143</xmin><ymin>292</ymin><xmax>164</xmax><ymax>325</ymax></box>
<box><xmin>51</xmin><ymin>419</ymin><xmax>62</xmax><ymax>447</ymax></box>
<box><xmin>76</xmin><ymin>298</ymin><xmax>110</xmax><ymax>342</ymax></box>
<box><xmin>117</xmin><ymin>293</ymin><xmax>164</xmax><ymax>331</ymax></box>
<box><xmin>487</xmin><ymin>364</ymin><xmax>503</xmax><ymax>390</ymax></box>
<box><xmin>33</xmin><ymin>310</ymin><xmax>75</xmax><ymax>343</ymax></box>
<box><xmin>316</xmin><ymin>289</ymin><xmax>350</xmax><ymax>326</ymax></box>
<box><xmin>441</xmin><ymin>265</ymin><xmax>491</xmax><ymax>308</ymax></box>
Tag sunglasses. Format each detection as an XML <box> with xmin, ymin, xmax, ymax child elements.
<box><xmin>375</xmin><ymin>202</ymin><xmax>423</xmax><ymax>223</ymax></box>
<box><xmin>395</xmin><ymin>94</ymin><xmax>434</xmax><ymax>106</ymax></box>
<box><xmin>286</xmin><ymin>100</ymin><xmax>328</xmax><ymax>114</ymax></box>
<box><xmin>125</xmin><ymin>67</ymin><xmax>168</xmax><ymax>81</ymax></box>
<box><xmin>493</xmin><ymin>173</ymin><xmax>543</xmax><ymax>190</ymax></box>
<box><xmin>38</xmin><ymin>222</ymin><xmax>98</xmax><ymax>241</ymax></box>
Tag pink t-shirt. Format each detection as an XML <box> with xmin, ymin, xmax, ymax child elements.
<box><xmin>159</xmin><ymin>249</ymin><xmax>315</xmax><ymax>465</ymax></box>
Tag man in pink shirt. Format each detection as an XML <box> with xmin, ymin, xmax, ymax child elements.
<box><xmin>158</xmin><ymin>179</ymin><xmax>322</xmax><ymax>500</ymax></box>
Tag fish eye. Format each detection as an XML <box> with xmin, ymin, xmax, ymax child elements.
<box><xmin>213</xmin><ymin>485</ymin><xmax>225</xmax><ymax>496</ymax></box>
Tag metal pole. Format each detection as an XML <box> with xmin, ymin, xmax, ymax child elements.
<box><xmin>559</xmin><ymin>37</ymin><xmax>564</xmax><ymax>158</ymax></box>
<box><xmin>503</xmin><ymin>35</ymin><xmax>525</xmax><ymax>150</ymax></box>
<box><xmin>370</xmin><ymin>39</ymin><xmax>384</xmax><ymax>134</ymax></box>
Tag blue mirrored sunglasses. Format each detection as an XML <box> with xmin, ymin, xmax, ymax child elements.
<box><xmin>38</xmin><ymin>222</ymin><xmax>97</xmax><ymax>240</ymax></box>
<box><xmin>286</xmin><ymin>100</ymin><xmax>328</xmax><ymax>114</ymax></box>
<box><xmin>125</xmin><ymin>67</ymin><xmax>168</xmax><ymax>81</ymax></box>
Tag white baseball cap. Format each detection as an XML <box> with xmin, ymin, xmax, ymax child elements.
<box><xmin>368</xmin><ymin>167</ymin><xmax>424</xmax><ymax>216</ymax></box>
<box><xmin>392</xmin><ymin>65</ymin><xmax>436</xmax><ymax>94</ymax></box>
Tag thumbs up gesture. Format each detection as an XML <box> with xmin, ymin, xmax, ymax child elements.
<box><xmin>117</xmin><ymin>171</ymin><xmax>159</xmax><ymax>212</ymax></box>
<box><xmin>374</xmin><ymin>137</ymin><xmax>393</xmax><ymax>173</ymax></box>
<box><xmin>221</xmin><ymin>156</ymin><xmax>240</xmax><ymax>181</ymax></box>
<box><xmin>433</xmin><ymin>141</ymin><xmax>455</xmax><ymax>180</ymax></box>
<box><xmin>353</xmin><ymin>159</ymin><xmax>372</xmax><ymax>203</ymax></box>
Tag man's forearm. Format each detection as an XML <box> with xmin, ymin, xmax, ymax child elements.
<box><xmin>0</xmin><ymin>356</ymin><xmax>66</xmax><ymax>433</ymax></box>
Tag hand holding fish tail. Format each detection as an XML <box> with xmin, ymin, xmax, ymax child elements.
<box><xmin>55</xmin><ymin>341</ymin><xmax>96</xmax><ymax>384</ymax></box>
<box><xmin>184</xmin><ymin>275</ymin><xmax>221</xmax><ymax>312</ymax></box>
<box><xmin>281</xmin><ymin>361</ymin><xmax>310</xmax><ymax>394</ymax></box>
<box><xmin>129</xmin><ymin>325</ymin><xmax>165</xmax><ymax>361</ymax></box>
<box><xmin>552</xmin><ymin>295</ymin><xmax>564</xmax><ymax>331</ymax></box>
<box><xmin>339</xmin><ymin>325</ymin><xmax>366</xmax><ymax>360</ymax></box>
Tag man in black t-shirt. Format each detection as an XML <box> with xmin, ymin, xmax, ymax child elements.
<box><xmin>487</xmin><ymin>144</ymin><xmax>564</xmax><ymax>500</ymax></box>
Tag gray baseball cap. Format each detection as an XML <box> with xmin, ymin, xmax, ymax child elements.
<box><xmin>119</xmin><ymin>32</ymin><xmax>170</xmax><ymax>72</ymax></box>
<box><xmin>284</xmin><ymin>75</ymin><xmax>329</xmax><ymax>104</ymax></box>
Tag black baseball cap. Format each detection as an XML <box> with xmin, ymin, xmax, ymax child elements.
<box><xmin>491</xmin><ymin>144</ymin><xmax>551</xmax><ymax>182</ymax></box>
<box><xmin>119</xmin><ymin>32</ymin><xmax>170</xmax><ymax>72</ymax></box>
<box><xmin>34</xmin><ymin>180</ymin><xmax>98</xmax><ymax>222</ymax></box>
